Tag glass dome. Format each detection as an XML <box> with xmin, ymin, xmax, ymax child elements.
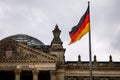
<box><xmin>3</xmin><ymin>34</ymin><xmax>45</xmax><ymax>48</ymax></box>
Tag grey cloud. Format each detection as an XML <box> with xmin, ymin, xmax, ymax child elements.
<box><xmin>112</xmin><ymin>34</ymin><xmax>120</xmax><ymax>51</ymax></box>
<box><xmin>0</xmin><ymin>0</ymin><xmax>120</xmax><ymax>61</ymax></box>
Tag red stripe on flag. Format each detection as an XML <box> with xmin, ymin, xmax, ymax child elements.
<box><xmin>70</xmin><ymin>13</ymin><xmax>90</xmax><ymax>43</ymax></box>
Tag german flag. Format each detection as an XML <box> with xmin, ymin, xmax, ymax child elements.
<box><xmin>69</xmin><ymin>5</ymin><xmax>90</xmax><ymax>44</ymax></box>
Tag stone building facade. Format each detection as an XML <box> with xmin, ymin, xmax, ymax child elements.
<box><xmin>0</xmin><ymin>25</ymin><xmax>120</xmax><ymax>80</ymax></box>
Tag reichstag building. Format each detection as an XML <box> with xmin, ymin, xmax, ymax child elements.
<box><xmin>0</xmin><ymin>25</ymin><xmax>120</xmax><ymax>80</ymax></box>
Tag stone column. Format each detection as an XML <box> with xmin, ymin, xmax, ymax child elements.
<box><xmin>32</xmin><ymin>70</ymin><xmax>39</xmax><ymax>80</ymax></box>
<box><xmin>50</xmin><ymin>71</ymin><xmax>57</xmax><ymax>80</ymax></box>
<box><xmin>15</xmin><ymin>69</ymin><xmax>21</xmax><ymax>80</ymax></box>
<box><xmin>57</xmin><ymin>72</ymin><xmax>65</xmax><ymax>80</ymax></box>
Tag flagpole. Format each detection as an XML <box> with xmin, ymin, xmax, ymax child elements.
<box><xmin>88</xmin><ymin>1</ymin><xmax>93</xmax><ymax>80</ymax></box>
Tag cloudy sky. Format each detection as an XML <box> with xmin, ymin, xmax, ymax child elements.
<box><xmin>0</xmin><ymin>0</ymin><xmax>120</xmax><ymax>62</ymax></box>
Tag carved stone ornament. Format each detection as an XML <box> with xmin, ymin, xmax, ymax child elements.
<box><xmin>0</xmin><ymin>38</ymin><xmax>58</xmax><ymax>64</ymax></box>
<box><xmin>5</xmin><ymin>50</ymin><xmax>13</xmax><ymax>59</ymax></box>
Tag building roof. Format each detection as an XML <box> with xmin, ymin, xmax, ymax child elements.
<box><xmin>2</xmin><ymin>34</ymin><xmax>45</xmax><ymax>48</ymax></box>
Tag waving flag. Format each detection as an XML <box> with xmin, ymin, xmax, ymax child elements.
<box><xmin>69</xmin><ymin>6</ymin><xmax>90</xmax><ymax>44</ymax></box>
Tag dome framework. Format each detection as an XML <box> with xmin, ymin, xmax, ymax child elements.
<box><xmin>3</xmin><ymin>34</ymin><xmax>45</xmax><ymax>48</ymax></box>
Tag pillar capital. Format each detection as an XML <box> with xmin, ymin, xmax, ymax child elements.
<box><xmin>32</xmin><ymin>70</ymin><xmax>39</xmax><ymax>75</ymax></box>
<box><xmin>15</xmin><ymin>69</ymin><xmax>21</xmax><ymax>74</ymax></box>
